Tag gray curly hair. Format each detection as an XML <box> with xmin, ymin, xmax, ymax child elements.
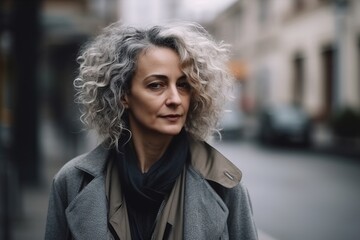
<box><xmin>74</xmin><ymin>21</ymin><xmax>234</xmax><ymax>148</ymax></box>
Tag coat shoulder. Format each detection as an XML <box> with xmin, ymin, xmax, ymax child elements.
<box><xmin>50</xmin><ymin>152</ymin><xmax>91</xmax><ymax>206</ymax></box>
<box><xmin>53</xmin><ymin>143</ymin><xmax>110</xmax><ymax>185</ymax></box>
<box><xmin>51</xmin><ymin>143</ymin><xmax>110</xmax><ymax>206</ymax></box>
<box><xmin>52</xmin><ymin>152</ymin><xmax>89</xmax><ymax>185</ymax></box>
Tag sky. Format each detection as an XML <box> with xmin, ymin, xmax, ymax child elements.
<box><xmin>179</xmin><ymin>0</ymin><xmax>237</xmax><ymax>22</ymax></box>
<box><xmin>120</xmin><ymin>0</ymin><xmax>237</xmax><ymax>26</ymax></box>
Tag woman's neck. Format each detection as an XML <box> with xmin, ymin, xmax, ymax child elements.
<box><xmin>131</xmin><ymin>131</ymin><xmax>173</xmax><ymax>173</ymax></box>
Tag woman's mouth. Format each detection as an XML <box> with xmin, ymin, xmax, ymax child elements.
<box><xmin>162</xmin><ymin>114</ymin><xmax>182</xmax><ymax>121</ymax></box>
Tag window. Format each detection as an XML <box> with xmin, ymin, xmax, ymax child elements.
<box><xmin>321</xmin><ymin>45</ymin><xmax>335</xmax><ymax>119</ymax></box>
<box><xmin>258</xmin><ymin>0</ymin><xmax>270</xmax><ymax>24</ymax></box>
<box><xmin>293</xmin><ymin>53</ymin><xmax>305</xmax><ymax>106</ymax></box>
<box><xmin>294</xmin><ymin>0</ymin><xmax>306</xmax><ymax>13</ymax></box>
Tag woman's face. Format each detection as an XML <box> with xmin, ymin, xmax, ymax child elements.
<box><xmin>124</xmin><ymin>47</ymin><xmax>191</xmax><ymax>138</ymax></box>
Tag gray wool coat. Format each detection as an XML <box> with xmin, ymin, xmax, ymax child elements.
<box><xmin>45</xmin><ymin>138</ymin><xmax>258</xmax><ymax>240</ymax></box>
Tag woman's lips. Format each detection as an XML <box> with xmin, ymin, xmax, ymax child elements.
<box><xmin>161</xmin><ymin>114</ymin><xmax>182</xmax><ymax>121</ymax></box>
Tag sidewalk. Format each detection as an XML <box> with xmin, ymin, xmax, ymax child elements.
<box><xmin>12</xmin><ymin>185</ymin><xmax>49</xmax><ymax>240</ymax></box>
<box><xmin>11</xmin><ymin>159</ymin><xmax>61</xmax><ymax>240</ymax></box>
<box><xmin>311</xmin><ymin>123</ymin><xmax>360</xmax><ymax>160</ymax></box>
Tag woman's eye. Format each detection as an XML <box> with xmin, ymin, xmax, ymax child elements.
<box><xmin>177</xmin><ymin>81</ymin><xmax>191</xmax><ymax>91</ymax></box>
<box><xmin>147</xmin><ymin>82</ymin><xmax>164</xmax><ymax>90</ymax></box>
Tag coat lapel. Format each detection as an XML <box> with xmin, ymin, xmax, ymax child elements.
<box><xmin>65</xmin><ymin>175</ymin><xmax>111</xmax><ymax>240</ymax></box>
<box><xmin>184</xmin><ymin>167</ymin><xmax>229</xmax><ymax>240</ymax></box>
<box><xmin>65</xmin><ymin>143</ymin><xmax>112</xmax><ymax>240</ymax></box>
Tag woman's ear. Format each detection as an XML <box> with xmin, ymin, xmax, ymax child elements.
<box><xmin>121</xmin><ymin>94</ymin><xmax>129</xmax><ymax>108</ymax></box>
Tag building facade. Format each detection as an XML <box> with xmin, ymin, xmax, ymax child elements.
<box><xmin>208</xmin><ymin>0</ymin><xmax>360</xmax><ymax>121</ymax></box>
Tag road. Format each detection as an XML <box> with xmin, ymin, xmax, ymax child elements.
<box><xmin>212</xmin><ymin>139</ymin><xmax>360</xmax><ymax>240</ymax></box>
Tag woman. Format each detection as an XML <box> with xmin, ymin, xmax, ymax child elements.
<box><xmin>45</xmin><ymin>21</ymin><xmax>258</xmax><ymax>240</ymax></box>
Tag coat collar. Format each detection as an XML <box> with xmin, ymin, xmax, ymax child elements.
<box><xmin>74</xmin><ymin>142</ymin><xmax>110</xmax><ymax>177</ymax></box>
<box><xmin>189</xmin><ymin>138</ymin><xmax>242</xmax><ymax>188</ymax></box>
<box><xmin>72</xmin><ymin>137</ymin><xmax>242</xmax><ymax>187</ymax></box>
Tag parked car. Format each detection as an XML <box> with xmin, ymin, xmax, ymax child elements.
<box><xmin>218</xmin><ymin>107</ymin><xmax>244</xmax><ymax>140</ymax></box>
<box><xmin>258</xmin><ymin>104</ymin><xmax>312</xmax><ymax>146</ymax></box>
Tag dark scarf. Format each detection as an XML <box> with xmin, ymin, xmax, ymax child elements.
<box><xmin>115</xmin><ymin>129</ymin><xmax>189</xmax><ymax>240</ymax></box>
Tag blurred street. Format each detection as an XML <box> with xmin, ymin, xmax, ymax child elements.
<box><xmin>212</xmin><ymin>139</ymin><xmax>360</xmax><ymax>240</ymax></box>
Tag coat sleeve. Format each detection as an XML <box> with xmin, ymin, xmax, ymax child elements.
<box><xmin>223</xmin><ymin>183</ymin><xmax>258</xmax><ymax>240</ymax></box>
<box><xmin>45</xmin><ymin>177</ymin><xmax>71</xmax><ymax>240</ymax></box>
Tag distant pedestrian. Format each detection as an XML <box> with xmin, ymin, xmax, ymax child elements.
<box><xmin>45</xmin><ymin>21</ymin><xmax>258</xmax><ymax>240</ymax></box>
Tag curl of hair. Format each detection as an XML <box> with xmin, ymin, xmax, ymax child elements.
<box><xmin>74</xmin><ymin>21</ymin><xmax>234</xmax><ymax>148</ymax></box>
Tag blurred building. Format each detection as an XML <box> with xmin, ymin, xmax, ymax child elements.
<box><xmin>208</xmin><ymin>0</ymin><xmax>360</xmax><ymax>122</ymax></box>
<box><xmin>0</xmin><ymin>0</ymin><xmax>122</xmax><ymax>164</ymax></box>
<box><xmin>40</xmin><ymin>0</ymin><xmax>121</xmax><ymax>158</ymax></box>
<box><xmin>1</xmin><ymin>1</ymin><xmax>121</xmax><ymax>238</ymax></box>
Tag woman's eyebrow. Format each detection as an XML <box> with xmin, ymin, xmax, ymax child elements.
<box><xmin>146</xmin><ymin>74</ymin><xmax>168</xmax><ymax>81</ymax></box>
<box><xmin>145</xmin><ymin>74</ymin><xmax>187</xmax><ymax>81</ymax></box>
<box><xmin>178</xmin><ymin>75</ymin><xmax>187</xmax><ymax>81</ymax></box>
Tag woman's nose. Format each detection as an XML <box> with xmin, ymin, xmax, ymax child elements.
<box><xmin>165</xmin><ymin>85</ymin><xmax>182</xmax><ymax>106</ymax></box>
